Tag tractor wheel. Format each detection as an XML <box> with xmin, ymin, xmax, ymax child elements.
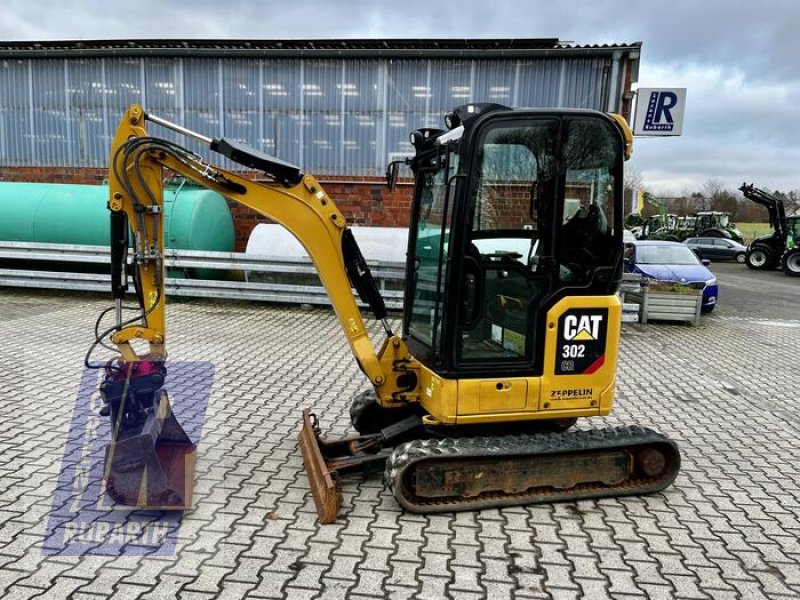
<box><xmin>746</xmin><ymin>247</ymin><xmax>773</xmax><ymax>270</ymax></box>
<box><xmin>735</xmin><ymin>252</ymin><xmax>746</xmax><ymax>264</ymax></box>
<box><xmin>783</xmin><ymin>249</ymin><xmax>800</xmax><ymax>277</ymax></box>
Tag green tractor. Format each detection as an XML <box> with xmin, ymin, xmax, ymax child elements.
<box><xmin>638</xmin><ymin>213</ymin><xmax>683</xmax><ymax>241</ymax></box>
<box><xmin>693</xmin><ymin>211</ymin><xmax>744</xmax><ymax>245</ymax></box>
<box><xmin>740</xmin><ymin>183</ymin><xmax>800</xmax><ymax>275</ymax></box>
<box><xmin>785</xmin><ymin>232</ymin><xmax>800</xmax><ymax>277</ymax></box>
<box><xmin>632</xmin><ymin>192</ymin><xmax>745</xmax><ymax>244</ymax></box>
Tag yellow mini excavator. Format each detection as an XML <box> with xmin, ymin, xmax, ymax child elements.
<box><xmin>88</xmin><ymin>103</ymin><xmax>680</xmax><ymax>522</ymax></box>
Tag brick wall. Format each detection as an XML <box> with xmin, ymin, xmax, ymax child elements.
<box><xmin>227</xmin><ymin>177</ymin><xmax>415</xmax><ymax>250</ymax></box>
<box><xmin>0</xmin><ymin>167</ymin><xmax>107</xmax><ymax>185</ymax></box>
<box><xmin>0</xmin><ymin>167</ymin><xmax>415</xmax><ymax>251</ymax></box>
<box><xmin>229</xmin><ymin>177</ymin><xmax>414</xmax><ymax>249</ymax></box>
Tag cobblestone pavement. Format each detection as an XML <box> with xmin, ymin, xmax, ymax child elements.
<box><xmin>1</xmin><ymin>288</ymin><xmax>799</xmax><ymax>599</ymax></box>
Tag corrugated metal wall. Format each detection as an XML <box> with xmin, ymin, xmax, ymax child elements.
<box><xmin>0</xmin><ymin>56</ymin><xmax>613</xmax><ymax>174</ymax></box>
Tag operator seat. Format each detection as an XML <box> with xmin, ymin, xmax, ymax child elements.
<box><xmin>560</xmin><ymin>203</ymin><xmax>608</xmax><ymax>282</ymax></box>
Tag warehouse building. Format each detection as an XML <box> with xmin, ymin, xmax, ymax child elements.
<box><xmin>0</xmin><ymin>39</ymin><xmax>641</xmax><ymax>248</ymax></box>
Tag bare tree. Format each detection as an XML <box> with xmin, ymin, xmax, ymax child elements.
<box><xmin>624</xmin><ymin>166</ymin><xmax>644</xmax><ymax>193</ymax></box>
<box><xmin>702</xmin><ymin>178</ymin><xmax>726</xmax><ymax>199</ymax></box>
<box><xmin>669</xmin><ymin>195</ymin><xmax>694</xmax><ymax>216</ymax></box>
<box><xmin>692</xmin><ymin>191</ymin><xmax>709</xmax><ymax>211</ymax></box>
<box><xmin>774</xmin><ymin>189</ymin><xmax>800</xmax><ymax>217</ymax></box>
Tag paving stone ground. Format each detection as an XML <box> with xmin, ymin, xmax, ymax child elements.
<box><xmin>1</xmin><ymin>287</ymin><xmax>799</xmax><ymax>599</ymax></box>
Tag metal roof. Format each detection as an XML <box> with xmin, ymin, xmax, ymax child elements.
<box><xmin>0</xmin><ymin>38</ymin><xmax>642</xmax><ymax>59</ymax></box>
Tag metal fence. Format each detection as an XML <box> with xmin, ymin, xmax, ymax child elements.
<box><xmin>0</xmin><ymin>241</ymin><xmax>406</xmax><ymax>309</ymax></box>
<box><xmin>0</xmin><ymin>240</ymin><xmax>640</xmax><ymax>322</ymax></box>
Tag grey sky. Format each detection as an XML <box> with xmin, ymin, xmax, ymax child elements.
<box><xmin>1</xmin><ymin>0</ymin><xmax>797</xmax><ymax>195</ymax></box>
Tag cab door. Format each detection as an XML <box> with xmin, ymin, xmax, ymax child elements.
<box><xmin>453</xmin><ymin>118</ymin><xmax>559</xmax><ymax>373</ymax></box>
<box><xmin>450</xmin><ymin>115</ymin><xmax>622</xmax><ymax>378</ymax></box>
<box><xmin>403</xmin><ymin>147</ymin><xmax>458</xmax><ymax>365</ymax></box>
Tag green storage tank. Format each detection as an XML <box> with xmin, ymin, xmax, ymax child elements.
<box><xmin>0</xmin><ymin>180</ymin><xmax>235</xmax><ymax>278</ymax></box>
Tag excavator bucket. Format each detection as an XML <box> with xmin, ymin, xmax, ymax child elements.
<box><xmin>100</xmin><ymin>363</ymin><xmax>195</xmax><ymax>510</ymax></box>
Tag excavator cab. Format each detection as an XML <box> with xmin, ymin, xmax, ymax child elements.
<box><xmin>403</xmin><ymin>105</ymin><xmax>623</xmax><ymax>381</ymax></box>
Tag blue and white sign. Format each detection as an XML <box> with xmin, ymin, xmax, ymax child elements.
<box><xmin>634</xmin><ymin>88</ymin><xmax>687</xmax><ymax>136</ymax></box>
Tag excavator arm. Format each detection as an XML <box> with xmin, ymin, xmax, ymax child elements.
<box><xmin>91</xmin><ymin>104</ymin><xmax>415</xmax><ymax>509</ymax></box>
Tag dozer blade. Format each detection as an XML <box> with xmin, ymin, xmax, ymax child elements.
<box><xmin>103</xmin><ymin>392</ymin><xmax>196</xmax><ymax>510</ymax></box>
<box><xmin>298</xmin><ymin>409</ymin><xmax>402</xmax><ymax>524</ymax></box>
<box><xmin>298</xmin><ymin>410</ymin><xmax>341</xmax><ymax>524</ymax></box>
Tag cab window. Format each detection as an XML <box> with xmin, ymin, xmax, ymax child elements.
<box><xmin>556</xmin><ymin>119</ymin><xmax>620</xmax><ymax>283</ymax></box>
<box><xmin>457</xmin><ymin>120</ymin><xmax>557</xmax><ymax>362</ymax></box>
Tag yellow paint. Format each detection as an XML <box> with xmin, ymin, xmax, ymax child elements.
<box><xmin>571</xmin><ymin>329</ymin><xmax>596</xmax><ymax>341</ymax></box>
<box><xmin>540</xmin><ymin>295</ymin><xmax>621</xmax><ymax>412</ymax></box>
<box><xmin>608</xmin><ymin>113</ymin><xmax>634</xmax><ymax>160</ymax></box>
<box><xmin>418</xmin><ymin>366</ymin><xmax>457</xmax><ymax>424</ymax></box>
<box><xmin>478</xmin><ymin>379</ymin><xmax>527</xmax><ymax>412</ymax></box>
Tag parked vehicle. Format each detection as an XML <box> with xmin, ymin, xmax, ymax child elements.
<box><xmin>784</xmin><ymin>247</ymin><xmax>800</xmax><ymax>277</ymax></box>
<box><xmin>623</xmin><ymin>241</ymin><xmax>719</xmax><ymax>312</ymax></box>
<box><xmin>694</xmin><ymin>211</ymin><xmax>745</xmax><ymax>245</ymax></box>
<box><xmin>638</xmin><ymin>213</ymin><xmax>679</xmax><ymax>240</ymax></box>
<box><xmin>739</xmin><ymin>183</ymin><xmax>800</xmax><ymax>273</ymax></box>
<box><xmin>638</xmin><ymin>208</ymin><xmax>744</xmax><ymax>245</ymax></box>
<box><xmin>684</xmin><ymin>237</ymin><xmax>747</xmax><ymax>263</ymax></box>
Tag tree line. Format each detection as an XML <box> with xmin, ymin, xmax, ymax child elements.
<box><xmin>624</xmin><ymin>175</ymin><xmax>800</xmax><ymax>222</ymax></box>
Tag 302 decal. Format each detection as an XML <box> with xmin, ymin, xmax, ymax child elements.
<box><xmin>561</xmin><ymin>344</ymin><xmax>585</xmax><ymax>359</ymax></box>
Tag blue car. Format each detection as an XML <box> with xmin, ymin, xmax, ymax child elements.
<box><xmin>624</xmin><ymin>241</ymin><xmax>719</xmax><ymax>312</ymax></box>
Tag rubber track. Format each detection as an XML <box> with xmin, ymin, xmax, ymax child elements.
<box><xmin>384</xmin><ymin>425</ymin><xmax>680</xmax><ymax>513</ymax></box>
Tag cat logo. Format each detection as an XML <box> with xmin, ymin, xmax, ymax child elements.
<box><xmin>563</xmin><ymin>314</ymin><xmax>603</xmax><ymax>342</ymax></box>
<box><xmin>556</xmin><ymin>309</ymin><xmax>608</xmax><ymax>375</ymax></box>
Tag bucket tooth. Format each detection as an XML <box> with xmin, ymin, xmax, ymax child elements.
<box><xmin>103</xmin><ymin>392</ymin><xmax>195</xmax><ymax>510</ymax></box>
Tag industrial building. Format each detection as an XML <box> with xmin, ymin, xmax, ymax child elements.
<box><xmin>0</xmin><ymin>38</ymin><xmax>641</xmax><ymax>247</ymax></box>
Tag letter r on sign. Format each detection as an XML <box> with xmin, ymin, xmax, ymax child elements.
<box><xmin>654</xmin><ymin>92</ymin><xmax>677</xmax><ymax>124</ymax></box>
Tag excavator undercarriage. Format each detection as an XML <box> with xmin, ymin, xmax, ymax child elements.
<box><xmin>300</xmin><ymin>408</ymin><xmax>680</xmax><ymax>523</ymax></box>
